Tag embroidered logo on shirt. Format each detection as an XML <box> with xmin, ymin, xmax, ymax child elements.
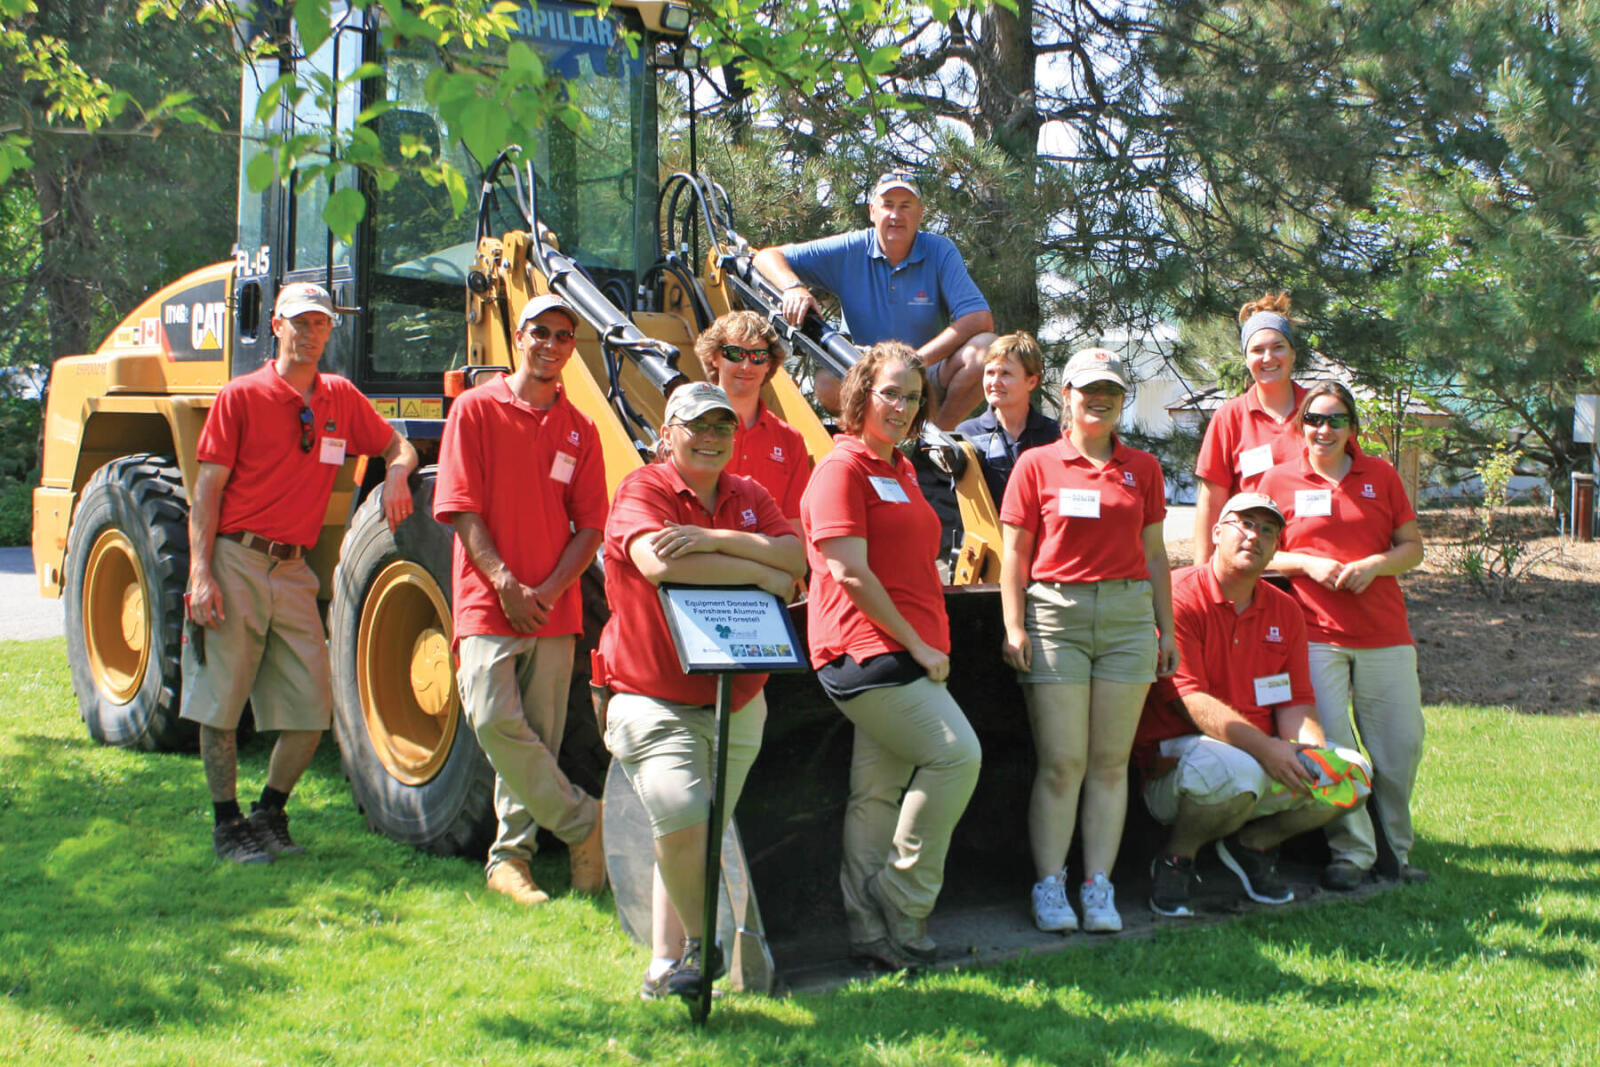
<box><xmin>568</xmin><ymin>429</ymin><xmax>581</xmax><ymax>446</ymax></box>
<box><xmin>1362</xmin><ymin>483</ymin><xmax>1376</xmax><ymax>498</ymax></box>
<box><xmin>1266</xmin><ymin>626</ymin><xmax>1283</xmax><ymax>643</ymax></box>
<box><xmin>324</xmin><ymin>419</ymin><xmax>337</xmax><ymax>432</ymax></box>
<box><xmin>1122</xmin><ymin>470</ymin><xmax>1136</xmax><ymax>487</ymax></box>
<box><xmin>910</xmin><ymin>288</ymin><xmax>935</xmax><ymax>307</ymax></box>
<box><xmin>740</xmin><ymin>508</ymin><xmax>758</xmax><ymax>527</ymax></box>
<box><xmin>770</xmin><ymin>445</ymin><xmax>785</xmax><ymax>462</ymax></box>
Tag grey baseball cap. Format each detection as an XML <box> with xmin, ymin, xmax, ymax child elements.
<box><xmin>1219</xmin><ymin>491</ymin><xmax>1285</xmax><ymax>526</ymax></box>
<box><xmin>516</xmin><ymin>293</ymin><xmax>580</xmax><ymax>331</ymax></box>
<box><xmin>1063</xmin><ymin>347</ymin><xmax>1130</xmax><ymax>389</ymax></box>
<box><xmin>664</xmin><ymin>381</ymin><xmax>736</xmax><ymax>425</ymax></box>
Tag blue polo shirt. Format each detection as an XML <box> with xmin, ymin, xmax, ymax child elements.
<box><xmin>781</xmin><ymin>228</ymin><xmax>989</xmax><ymax>348</ymax></box>
<box><xmin>955</xmin><ymin>406</ymin><xmax>1062</xmax><ymax>506</ymax></box>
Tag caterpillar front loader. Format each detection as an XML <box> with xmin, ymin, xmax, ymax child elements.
<box><xmin>33</xmin><ymin>0</ymin><xmax>1038</xmax><ymax>992</ymax></box>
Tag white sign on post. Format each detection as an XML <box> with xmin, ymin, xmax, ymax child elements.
<box><xmin>656</xmin><ymin>585</ymin><xmax>807</xmax><ymax>674</ymax></box>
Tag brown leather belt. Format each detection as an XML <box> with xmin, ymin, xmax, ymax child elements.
<box><xmin>221</xmin><ymin>530</ymin><xmax>305</xmax><ymax>560</ymax></box>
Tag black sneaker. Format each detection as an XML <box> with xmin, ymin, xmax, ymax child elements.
<box><xmin>1216</xmin><ymin>835</ymin><xmax>1293</xmax><ymax>904</ymax></box>
<box><xmin>1149</xmin><ymin>853</ymin><xmax>1196</xmax><ymax>917</ymax></box>
<box><xmin>664</xmin><ymin>937</ymin><xmax>724</xmax><ymax>999</ymax></box>
<box><xmin>213</xmin><ymin>817</ymin><xmax>274</xmax><ymax>865</ymax></box>
<box><xmin>247</xmin><ymin>803</ymin><xmax>306</xmax><ymax>856</ymax></box>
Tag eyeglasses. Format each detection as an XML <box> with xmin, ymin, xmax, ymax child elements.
<box><xmin>526</xmin><ymin>323</ymin><xmax>577</xmax><ymax>343</ymax></box>
<box><xmin>1302</xmin><ymin>412</ymin><xmax>1353</xmax><ymax>430</ymax></box>
<box><xmin>720</xmin><ymin>345</ymin><xmax>771</xmax><ymax>365</ymax></box>
<box><xmin>871</xmin><ymin>387</ymin><xmax>923</xmax><ymax>409</ymax></box>
<box><xmin>1221</xmin><ymin>516</ymin><xmax>1281</xmax><ymax>539</ymax></box>
<box><xmin>675</xmin><ymin>419</ymin><xmax>737</xmax><ymax>438</ymax></box>
<box><xmin>299</xmin><ymin>405</ymin><xmax>314</xmax><ymax>453</ymax></box>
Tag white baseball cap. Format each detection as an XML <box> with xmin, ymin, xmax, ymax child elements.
<box><xmin>274</xmin><ymin>283</ymin><xmax>338</xmax><ymax>321</ymax></box>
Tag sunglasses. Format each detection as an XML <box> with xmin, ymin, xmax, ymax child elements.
<box><xmin>676</xmin><ymin>419</ymin><xmax>737</xmax><ymax>438</ymax></box>
<box><xmin>1302</xmin><ymin>412</ymin><xmax>1353</xmax><ymax>430</ymax></box>
<box><xmin>527</xmin><ymin>323</ymin><xmax>577</xmax><ymax>343</ymax></box>
<box><xmin>720</xmin><ymin>345</ymin><xmax>771</xmax><ymax>365</ymax></box>
<box><xmin>299</xmin><ymin>405</ymin><xmax>314</xmax><ymax>453</ymax></box>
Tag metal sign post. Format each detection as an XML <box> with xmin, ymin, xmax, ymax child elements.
<box><xmin>655</xmin><ymin>584</ymin><xmax>807</xmax><ymax>1026</ymax></box>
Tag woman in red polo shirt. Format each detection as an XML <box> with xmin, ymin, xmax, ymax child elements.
<box><xmin>694</xmin><ymin>310</ymin><xmax>811</xmax><ymax>533</ymax></box>
<box><xmin>1000</xmin><ymin>348</ymin><xmax>1177</xmax><ymax>936</ymax></box>
<box><xmin>1257</xmin><ymin>380</ymin><xmax>1426</xmax><ymax>891</ymax></box>
<box><xmin>800</xmin><ymin>342</ymin><xmax>981</xmax><ymax>972</ymax></box>
<box><xmin>1193</xmin><ymin>292</ymin><xmax>1312</xmax><ymax>561</ymax></box>
<box><xmin>596</xmin><ymin>382</ymin><xmax>806</xmax><ymax>1002</ymax></box>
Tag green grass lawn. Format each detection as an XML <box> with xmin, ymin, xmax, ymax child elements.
<box><xmin>3</xmin><ymin>637</ymin><xmax>1597</xmax><ymax>1065</ymax></box>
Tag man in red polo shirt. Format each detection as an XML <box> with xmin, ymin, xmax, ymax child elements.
<box><xmin>1133</xmin><ymin>493</ymin><xmax>1369</xmax><ymax>917</ymax></box>
<box><xmin>434</xmin><ymin>294</ymin><xmax>610</xmax><ymax>906</ymax></box>
<box><xmin>184</xmin><ymin>282</ymin><xmax>419</xmax><ymax>865</ymax></box>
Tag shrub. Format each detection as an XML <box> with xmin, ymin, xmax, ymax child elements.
<box><xmin>1445</xmin><ymin>445</ymin><xmax>1554</xmax><ymax>599</ymax></box>
<box><xmin>0</xmin><ymin>470</ymin><xmax>34</xmax><ymax>547</ymax></box>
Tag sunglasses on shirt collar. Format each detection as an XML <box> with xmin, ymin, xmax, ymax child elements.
<box><xmin>299</xmin><ymin>405</ymin><xmax>314</xmax><ymax>453</ymax></box>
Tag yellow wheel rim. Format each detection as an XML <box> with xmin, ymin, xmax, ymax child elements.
<box><xmin>355</xmin><ymin>560</ymin><xmax>458</xmax><ymax>786</ymax></box>
<box><xmin>81</xmin><ymin>529</ymin><xmax>150</xmax><ymax>705</ymax></box>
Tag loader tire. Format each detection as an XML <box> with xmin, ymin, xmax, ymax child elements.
<box><xmin>63</xmin><ymin>454</ymin><xmax>196</xmax><ymax>751</ymax></box>
<box><xmin>330</xmin><ymin>469</ymin><xmax>494</xmax><ymax>856</ymax></box>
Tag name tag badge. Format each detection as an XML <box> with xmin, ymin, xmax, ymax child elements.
<box><xmin>1295</xmin><ymin>489</ymin><xmax>1333</xmax><ymax>517</ymax></box>
<box><xmin>1253</xmin><ymin>672</ymin><xmax>1293</xmax><ymax>707</ymax></box>
<box><xmin>869</xmin><ymin>476</ymin><xmax>910</xmax><ymax>503</ymax></box>
<box><xmin>550</xmin><ymin>451</ymin><xmax>577</xmax><ymax>484</ymax></box>
<box><xmin>1058</xmin><ymin>489</ymin><xmax>1102</xmax><ymax>518</ymax></box>
<box><xmin>1239</xmin><ymin>443</ymin><xmax>1275</xmax><ymax>478</ymax></box>
<box><xmin>319</xmin><ymin>436</ymin><xmax>347</xmax><ymax>466</ymax></box>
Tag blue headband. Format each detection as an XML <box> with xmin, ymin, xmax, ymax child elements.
<box><xmin>1240</xmin><ymin>312</ymin><xmax>1295</xmax><ymax>354</ymax></box>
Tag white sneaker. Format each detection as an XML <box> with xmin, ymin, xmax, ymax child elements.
<box><xmin>1032</xmin><ymin>873</ymin><xmax>1078</xmax><ymax>932</ymax></box>
<box><xmin>1080</xmin><ymin>871</ymin><xmax>1123</xmax><ymax>933</ymax></box>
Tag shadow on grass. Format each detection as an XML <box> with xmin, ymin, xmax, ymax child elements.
<box><xmin>0</xmin><ymin>730</ymin><xmax>454</xmax><ymax>1034</ymax></box>
<box><xmin>469</xmin><ymin>832</ymin><xmax>1600</xmax><ymax>1063</ymax></box>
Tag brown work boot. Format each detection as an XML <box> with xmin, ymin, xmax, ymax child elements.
<box><xmin>568</xmin><ymin>804</ymin><xmax>607</xmax><ymax>895</ymax></box>
<box><xmin>486</xmin><ymin>859</ymin><xmax>550</xmax><ymax>906</ymax></box>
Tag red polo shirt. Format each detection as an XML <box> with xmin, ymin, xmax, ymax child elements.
<box><xmin>433</xmin><ymin>376</ymin><xmax>608</xmax><ymax>641</ymax></box>
<box><xmin>1257</xmin><ymin>448</ymin><xmax>1416</xmax><ymax>648</ymax></box>
<box><xmin>1194</xmin><ymin>383</ymin><xmax>1309</xmax><ymax>494</ymax></box>
<box><xmin>801</xmin><ymin>435</ymin><xmax>949</xmax><ymax>668</ymax></box>
<box><xmin>1000</xmin><ymin>437</ymin><xmax>1166</xmax><ymax>583</ymax></box>
<box><xmin>1133</xmin><ymin>563</ymin><xmax>1313</xmax><ymax>770</ymax></box>
<box><xmin>598</xmin><ymin>463</ymin><xmax>791</xmax><ymax>710</ymax></box>
<box><xmin>197</xmin><ymin>363</ymin><xmax>394</xmax><ymax>548</ymax></box>
<box><xmin>727</xmin><ymin>402</ymin><xmax>811</xmax><ymax>520</ymax></box>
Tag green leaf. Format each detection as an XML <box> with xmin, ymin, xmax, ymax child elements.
<box><xmin>457</xmin><ymin>96</ymin><xmax>512</xmax><ymax>167</ymax></box>
<box><xmin>323</xmin><ymin>187</ymin><xmax>368</xmax><ymax>242</ymax></box>
<box><xmin>245</xmin><ymin>150</ymin><xmax>278</xmax><ymax>192</ymax></box>
<box><xmin>294</xmin><ymin>0</ymin><xmax>333</xmax><ymax>56</ymax></box>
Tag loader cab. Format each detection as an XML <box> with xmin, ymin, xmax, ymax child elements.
<box><xmin>231</xmin><ymin>0</ymin><xmax>670</xmax><ymax>405</ymax></box>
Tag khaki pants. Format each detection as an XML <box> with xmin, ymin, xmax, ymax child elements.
<box><xmin>1309</xmin><ymin>642</ymin><xmax>1425</xmax><ymax>869</ymax></box>
<box><xmin>456</xmin><ymin>634</ymin><xmax>598</xmax><ymax>874</ymax></box>
<box><xmin>833</xmin><ymin>677</ymin><xmax>981</xmax><ymax>942</ymax></box>
<box><xmin>180</xmin><ymin>536</ymin><xmax>330</xmax><ymax>732</ymax></box>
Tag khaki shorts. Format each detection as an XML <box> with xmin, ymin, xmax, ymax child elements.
<box><xmin>603</xmin><ymin>690</ymin><xmax>767</xmax><ymax>839</ymax></box>
<box><xmin>1141</xmin><ymin>734</ymin><xmax>1371</xmax><ymax>825</ymax></box>
<box><xmin>180</xmin><ymin>536</ymin><xmax>331</xmax><ymax>732</ymax></box>
<box><xmin>1021</xmin><ymin>579</ymin><xmax>1156</xmax><ymax>685</ymax></box>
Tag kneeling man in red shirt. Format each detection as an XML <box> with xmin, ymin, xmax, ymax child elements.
<box><xmin>1133</xmin><ymin>493</ymin><xmax>1370</xmax><ymax>917</ymax></box>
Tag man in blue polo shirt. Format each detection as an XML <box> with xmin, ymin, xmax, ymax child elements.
<box><xmin>754</xmin><ymin>170</ymin><xmax>996</xmax><ymax>430</ymax></box>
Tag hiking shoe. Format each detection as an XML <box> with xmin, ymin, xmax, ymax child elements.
<box><xmin>850</xmin><ymin>937</ymin><xmax>921</xmax><ymax>972</ymax></box>
<box><xmin>1396</xmin><ymin>863</ymin><xmax>1430</xmax><ymax>885</ymax></box>
<box><xmin>1216</xmin><ymin>835</ymin><xmax>1294</xmax><ymax>904</ymax></box>
<box><xmin>1032</xmin><ymin>872</ymin><xmax>1078</xmax><ymax>933</ymax></box>
<box><xmin>639</xmin><ymin>966</ymin><xmax>672</xmax><ymax>1001</ymax></box>
<box><xmin>1149</xmin><ymin>854</ymin><xmax>1196</xmax><ymax>917</ymax></box>
<box><xmin>213</xmin><ymin>817</ymin><xmax>274</xmax><ymax>865</ymax></box>
<box><xmin>1321</xmin><ymin>859</ymin><xmax>1366</xmax><ymax>891</ymax></box>
<box><xmin>665</xmin><ymin>937</ymin><xmax>724</xmax><ymax>999</ymax></box>
<box><xmin>486</xmin><ymin>859</ymin><xmax>551</xmax><ymax>906</ymax></box>
<box><xmin>1080</xmin><ymin>871</ymin><xmax>1122</xmax><ymax>933</ymax></box>
<box><xmin>247</xmin><ymin>803</ymin><xmax>306</xmax><ymax>856</ymax></box>
<box><xmin>866</xmin><ymin>871</ymin><xmax>937</xmax><ymax>963</ymax></box>
<box><xmin>568</xmin><ymin>806</ymin><xmax>607</xmax><ymax>895</ymax></box>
